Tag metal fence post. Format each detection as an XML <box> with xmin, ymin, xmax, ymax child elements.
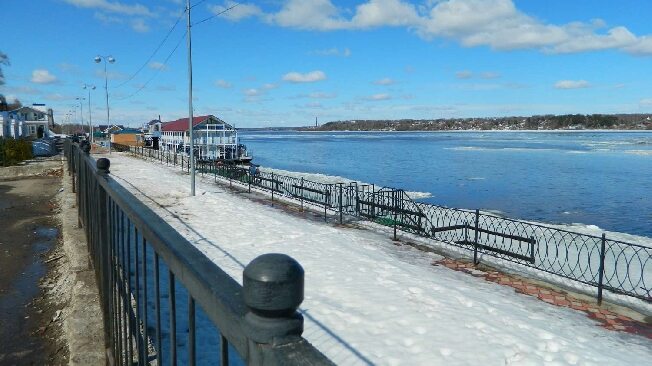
<box><xmin>371</xmin><ymin>184</ymin><xmax>376</xmax><ymax>219</ymax></box>
<box><xmin>339</xmin><ymin>183</ymin><xmax>343</xmax><ymax>224</ymax></box>
<box><xmin>392</xmin><ymin>190</ymin><xmax>398</xmax><ymax>241</ymax></box>
<box><xmin>597</xmin><ymin>233</ymin><xmax>607</xmax><ymax>305</ymax></box>
<box><xmin>473</xmin><ymin>209</ymin><xmax>480</xmax><ymax>265</ymax></box>
<box><xmin>71</xmin><ymin>144</ymin><xmax>77</xmax><ymax>193</ymax></box>
<box><xmin>271</xmin><ymin>172</ymin><xmax>275</xmax><ymax>203</ymax></box>
<box><xmin>324</xmin><ymin>186</ymin><xmax>328</xmax><ymax>221</ymax></box>
<box><xmin>355</xmin><ymin>183</ymin><xmax>359</xmax><ymax>215</ymax></box>
<box><xmin>243</xmin><ymin>254</ymin><xmax>304</xmax><ymax>363</ymax></box>
<box><xmin>300</xmin><ymin>178</ymin><xmax>304</xmax><ymax>211</ymax></box>
<box><xmin>96</xmin><ymin>157</ymin><xmax>112</xmax><ymax>353</ymax></box>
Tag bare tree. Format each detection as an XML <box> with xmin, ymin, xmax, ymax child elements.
<box><xmin>0</xmin><ymin>51</ymin><xmax>8</xmax><ymax>86</ymax></box>
<box><xmin>0</xmin><ymin>51</ymin><xmax>9</xmax><ymax>111</ymax></box>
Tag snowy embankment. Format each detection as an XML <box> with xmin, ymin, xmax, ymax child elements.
<box><xmin>108</xmin><ymin>153</ymin><xmax>650</xmax><ymax>366</ymax></box>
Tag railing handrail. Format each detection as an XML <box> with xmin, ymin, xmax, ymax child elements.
<box><xmin>67</xmin><ymin>140</ymin><xmax>334</xmax><ymax>365</ymax></box>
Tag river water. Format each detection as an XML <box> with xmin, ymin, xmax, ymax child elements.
<box><xmin>240</xmin><ymin>131</ymin><xmax>652</xmax><ymax>238</ymax></box>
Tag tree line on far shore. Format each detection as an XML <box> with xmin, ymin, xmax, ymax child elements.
<box><xmin>302</xmin><ymin>114</ymin><xmax>652</xmax><ymax>132</ymax></box>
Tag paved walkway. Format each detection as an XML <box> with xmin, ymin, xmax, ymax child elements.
<box><xmin>433</xmin><ymin>258</ymin><xmax>652</xmax><ymax>339</ymax></box>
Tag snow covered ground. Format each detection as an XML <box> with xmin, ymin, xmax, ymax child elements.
<box><xmin>107</xmin><ymin>153</ymin><xmax>650</xmax><ymax>365</ymax></box>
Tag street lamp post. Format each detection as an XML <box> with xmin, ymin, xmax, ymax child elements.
<box><xmin>83</xmin><ymin>84</ymin><xmax>96</xmax><ymax>143</ymax></box>
<box><xmin>94</xmin><ymin>55</ymin><xmax>115</xmax><ymax>152</ymax></box>
<box><xmin>65</xmin><ymin>113</ymin><xmax>72</xmax><ymax>134</ymax></box>
<box><xmin>186</xmin><ymin>0</ymin><xmax>196</xmax><ymax>196</ymax></box>
<box><xmin>76</xmin><ymin>97</ymin><xmax>85</xmax><ymax>138</ymax></box>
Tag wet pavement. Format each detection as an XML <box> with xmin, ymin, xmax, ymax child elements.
<box><xmin>0</xmin><ymin>176</ymin><xmax>63</xmax><ymax>365</ymax></box>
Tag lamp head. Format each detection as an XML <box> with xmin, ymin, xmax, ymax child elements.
<box><xmin>94</xmin><ymin>56</ymin><xmax>102</xmax><ymax>63</ymax></box>
<box><xmin>107</xmin><ymin>56</ymin><xmax>115</xmax><ymax>63</ymax></box>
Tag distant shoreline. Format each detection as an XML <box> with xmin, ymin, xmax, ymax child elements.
<box><xmin>243</xmin><ymin>128</ymin><xmax>652</xmax><ymax>133</ymax></box>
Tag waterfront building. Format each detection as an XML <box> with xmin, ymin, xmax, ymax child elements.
<box><xmin>159</xmin><ymin>115</ymin><xmax>250</xmax><ymax>162</ymax></box>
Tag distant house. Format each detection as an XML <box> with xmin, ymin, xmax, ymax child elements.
<box><xmin>160</xmin><ymin>115</ymin><xmax>250</xmax><ymax>161</ymax></box>
<box><xmin>0</xmin><ymin>106</ymin><xmax>52</xmax><ymax>138</ymax></box>
<box><xmin>110</xmin><ymin>128</ymin><xmax>143</xmax><ymax>146</ymax></box>
<box><xmin>142</xmin><ymin>119</ymin><xmax>162</xmax><ymax>149</ymax></box>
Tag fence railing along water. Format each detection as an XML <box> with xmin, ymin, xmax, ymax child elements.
<box><xmin>65</xmin><ymin>140</ymin><xmax>333</xmax><ymax>366</ymax></box>
<box><xmin>123</xmin><ymin>144</ymin><xmax>652</xmax><ymax>304</ymax></box>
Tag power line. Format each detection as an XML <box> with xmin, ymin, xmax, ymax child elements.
<box><xmin>112</xmin><ymin>2</ymin><xmax>240</xmax><ymax>100</ymax></box>
<box><xmin>113</xmin><ymin>30</ymin><xmax>187</xmax><ymax>101</ymax></box>
<box><xmin>114</xmin><ymin>7</ymin><xmax>186</xmax><ymax>89</ymax></box>
<box><xmin>192</xmin><ymin>2</ymin><xmax>239</xmax><ymax>27</ymax></box>
<box><xmin>190</xmin><ymin>0</ymin><xmax>210</xmax><ymax>10</ymax></box>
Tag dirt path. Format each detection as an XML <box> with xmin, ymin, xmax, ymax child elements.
<box><xmin>0</xmin><ymin>161</ymin><xmax>68</xmax><ymax>365</ymax></box>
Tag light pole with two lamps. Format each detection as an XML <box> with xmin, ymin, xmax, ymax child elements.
<box><xmin>94</xmin><ymin>55</ymin><xmax>115</xmax><ymax>152</ymax></box>
<box><xmin>82</xmin><ymin>84</ymin><xmax>96</xmax><ymax>143</ymax></box>
<box><xmin>75</xmin><ymin>97</ymin><xmax>85</xmax><ymax>138</ymax></box>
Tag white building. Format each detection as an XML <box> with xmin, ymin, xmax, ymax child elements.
<box><xmin>159</xmin><ymin>115</ymin><xmax>250</xmax><ymax>162</ymax></box>
<box><xmin>0</xmin><ymin>106</ymin><xmax>52</xmax><ymax>139</ymax></box>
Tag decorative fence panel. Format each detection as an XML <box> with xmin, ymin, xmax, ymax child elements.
<box><xmin>124</xmin><ymin>145</ymin><xmax>651</xmax><ymax>304</ymax></box>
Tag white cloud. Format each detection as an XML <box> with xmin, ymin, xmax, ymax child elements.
<box><xmin>283</xmin><ymin>70</ymin><xmax>327</xmax><ymax>83</ymax></box>
<box><xmin>148</xmin><ymin>62</ymin><xmax>167</xmax><ymax>71</ymax></box>
<box><xmin>208</xmin><ymin>1</ymin><xmax>263</xmax><ymax>21</ymax></box>
<box><xmin>63</xmin><ymin>0</ymin><xmax>153</xmax><ymax>17</ymax></box>
<box><xmin>351</xmin><ymin>0</ymin><xmax>420</xmax><ymax>28</ymax></box>
<box><xmin>131</xmin><ymin>18</ymin><xmax>150</xmax><ymax>32</ymax></box>
<box><xmin>624</xmin><ymin>35</ymin><xmax>652</xmax><ymax>55</ymax></box>
<box><xmin>364</xmin><ymin>93</ymin><xmax>392</xmax><ymax>101</ymax></box>
<box><xmin>373</xmin><ymin>77</ymin><xmax>395</xmax><ymax>85</ymax></box>
<box><xmin>31</xmin><ymin>69</ymin><xmax>57</xmax><ymax>84</ymax></box>
<box><xmin>216</xmin><ymin>0</ymin><xmax>652</xmax><ymax>56</ymax></box>
<box><xmin>456</xmin><ymin>70</ymin><xmax>500</xmax><ymax>79</ymax></box>
<box><xmin>94</xmin><ymin>11</ymin><xmax>122</xmax><ymax>24</ymax></box>
<box><xmin>244</xmin><ymin>88</ymin><xmax>261</xmax><ymax>96</ymax></box>
<box><xmin>309</xmin><ymin>92</ymin><xmax>336</xmax><ymax>99</ymax></box>
<box><xmin>455</xmin><ymin>70</ymin><xmax>473</xmax><ymax>79</ymax></box>
<box><xmin>215</xmin><ymin>79</ymin><xmax>233</xmax><ymax>88</ymax></box>
<box><xmin>262</xmin><ymin>83</ymin><xmax>278</xmax><ymax>90</ymax></box>
<box><xmin>639</xmin><ymin>98</ymin><xmax>652</xmax><ymax>106</ymax></box>
<box><xmin>554</xmin><ymin>80</ymin><xmax>591</xmax><ymax>89</ymax></box>
<box><xmin>268</xmin><ymin>0</ymin><xmax>347</xmax><ymax>31</ymax></box>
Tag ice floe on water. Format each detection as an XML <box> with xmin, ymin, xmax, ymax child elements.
<box><xmin>625</xmin><ymin>149</ymin><xmax>652</xmax><ymax>156</ymax></box>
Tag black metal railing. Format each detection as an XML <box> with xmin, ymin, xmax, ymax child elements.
<box><xmin>125</xmin><ymin>146</ymin><xmax>651</xmax><ymax>304</ymax></box>
<box><xmin>66</xmin><ymin>140</ymin><xmax>333</xmax><ymax>365</ymax></box>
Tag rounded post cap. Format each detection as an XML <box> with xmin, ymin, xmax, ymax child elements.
<box><xmin>96</xmin><ymin>158</ymin><xmax>110</xmax><ymax>173</ymax></box>
<box><xmin>243</xmin><ymin>253</ymin><xmax>304</xmax><ymax>316</ymax></box>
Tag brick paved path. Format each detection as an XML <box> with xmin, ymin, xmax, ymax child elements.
<box><xmin>433</xmin><ymin>258</ymin><xmax>652</xmax><ymax>340</ymax></box>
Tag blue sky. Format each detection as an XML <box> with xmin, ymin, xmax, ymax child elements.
<box><xmin>2</xmin><ymin>0</ymin><xmax>652</xmax><ymax>127</ymax></box>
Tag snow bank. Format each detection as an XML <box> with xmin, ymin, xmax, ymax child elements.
<box><xmin>108</xmin><ymin>153</ymin><xmax>651</xmax><ymax>365</ymax></box>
